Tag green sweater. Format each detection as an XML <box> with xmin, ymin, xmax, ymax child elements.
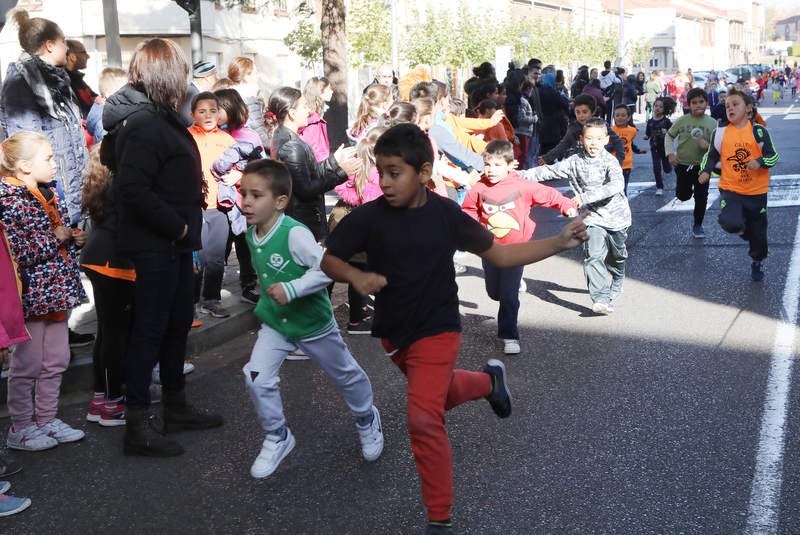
<box><xmin>247</xmin><ymin>215</ymin><xmax>334</xmax><ymax>341</ymax></box>
<box><xmin>664</xmin><ymin>113</ymin><xmax>718</xmax><ymax>165</ymax></box>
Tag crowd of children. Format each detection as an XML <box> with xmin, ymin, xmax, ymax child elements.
<box><xmin>0</xmin><ymin>11</ymin><xmax>785</xmax><ymax>528</ymax></box>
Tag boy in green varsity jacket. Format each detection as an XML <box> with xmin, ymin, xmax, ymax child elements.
<box><xmin>239</xmin><ymin>159</ymin><xmax>383</xmax><ymax>480</ymax></box>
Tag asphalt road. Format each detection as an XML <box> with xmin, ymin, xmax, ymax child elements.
<box><xmin>4</xmin><ymin>95</ymin><xmax>800</xmax><ymax>534</ymax></box>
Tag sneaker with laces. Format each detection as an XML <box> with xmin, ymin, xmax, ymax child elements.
<box><xmin>0</xmin><ymin>493</ymin><xmax>31</xmax><ymax>517</ymax></box>
<box><xmin>483</xmin><ymin>359</ymin><xmax>512</xmax><ymax>418</ymax></box>
<box><xmin>38</xmin><ymin>418</ymin><xmax>85</xmax><ymax>444</ymax></box>
<box><xmin>6</xmin><ymin>424</ymin><xmax>58</xmax><ymax>451</ymax></box>
<box><xmin>503</xmin><ymin>339</ymin><xmax>521</xmax><ymax>355</ymax></box>
<box><xmin>199</xmin><ymin>301</ymin><xmax>230</xmax><ymax>318</ymax></box>
<box><xmin>347</xmin><ymin>317</ymin><xmax>372</xmax><ymax>335</ymax></box>
<box><xmin>692</xmin><ymin>225</ymin><xmax>705</xmax><ymax>239</ymax></box>
<box><xmin>751</xmin><ymin>261</ymin><xmax>764</xmax><ymax>282</ymax></box>
<box><xmin>240</xmin><ymin>286</ymin><xmax>260</xmax><ymax>305</ymax></box>
<box><xmin>610</xmin><ymin>278</ymin><xmax>624</xmax><ymax>302</ymax></box>
<box><xmin>99</xmin><ymin>402</ymin><xmax>126</xmax><ymax>427</ymax></box>
<box><xmin>87</xmin><ymin>397</ymin><xmax>104</xmax><ymax>423</ymax></box>
<box><xmin>356</xmin><ymin>406</ymin><xmax>384</xmax><ymax>461</ymax></box>
<box><xmin>250</xmin><ymin>428</ymin><xmax>296</xmax><ymax>478</ymax></box>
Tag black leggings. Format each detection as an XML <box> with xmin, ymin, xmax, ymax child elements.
<box><xmin>675</xmin><ymin>164</ymin><xmax>709</xmax><ymax>226</ymax></box>
<box><xmin>84</xmin><ymin>269</ymin><xmax>134</xmax><ymax>399</ymax></box>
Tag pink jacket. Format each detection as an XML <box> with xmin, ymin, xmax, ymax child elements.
<box><xmin>0</xmin><ymin>228</ymin><xmax>29</xmax><ymax>348</ymax></box>
<box><xmin>335</xmin><ymin>166</ymin><xmax>383</xmax><ymax>206</ymax></box>
<box><xmin>298</xmin><ymin>112</ymin><xmax>330</xmax><ymax>162</ymax></box>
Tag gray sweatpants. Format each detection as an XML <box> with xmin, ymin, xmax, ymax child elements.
<box><xmin>584</xmin><ymin>225</ymin><xmax>628</xmax><ymax>304</ymax></box>
<box><xmin>243</xmin><ymin>323</ymin><xmax>374</xmax><ymax>433</ymax></box>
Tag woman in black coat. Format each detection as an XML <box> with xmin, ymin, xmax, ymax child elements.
<box><xmin>102</xmin><ymin>38</ymin><xmax>222</xmax><ymax>457</ymax></box>
<box><xmin>537</xmin><ymin>73</ymin><xmax>570</xmax><ymax>156</ymax></box>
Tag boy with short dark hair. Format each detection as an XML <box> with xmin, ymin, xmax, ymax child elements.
<box><xmin>699</xmin><ymin>88</ymin><xmax>779</xmax><ymax>281</ymax></box>
<box><xmin>521</xmin><ymin>118</ymin><xmax>631</xmax><ymax>314</ymax></box>
<box><xmin>664</xmin><ymin>86</ymin><xmax>717</xmax><ymax>239</ymax></box>
<box><xmin>463</xmin><ymin>140</ymin><xmax>577</xmax><ymax>354</ymax></box>
<box><xmin>239</xmin><ymin>159</ymin><xmax>384</xmax><ymax>479</ymax></box>
<box><xmin>321</xmin><ymin>124</ymin><xmax>588</xmax><ymax>535</ymax></box>
<box><xmin>538</xmin><ymin>94</ymin><xmax>624</xmax><ymax>166</ymax></box>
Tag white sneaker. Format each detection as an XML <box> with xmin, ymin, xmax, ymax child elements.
<box><xmin>6</xmin><ymin>424</ymin><xmax>57</xmax><ymax>451</ymax></box>
<box><xmin>356</xmin><ymin>406</ymin><xmax>384</xmax><ymax>462</ymax></box>
<box><xmin>655</xmin><ymin>188</ymin><xmax>664</xmax><ymax>196</ymax></box>
<box><xmin>153</xmin><ymin>361</ymin><xmax>196</xmax><ymax>384</ymax></box>
<box><xmin>503</xmin><ymin>339</ymin><xmax>521</xmax><ymax>355</ymax></box>
<box><xmin>38</xmin><ymin>418</ymin><xmax>85</xmax><ymax>444</ymax></box>
<box><xmin>250</xmin><ymin>428</ymin><xmax>296</xmax><ymax>479</ymax></box>
<box><xmin>592</xmin><ymin>301</ymin><xmax>611</xmax><ymax>315</ymax></box>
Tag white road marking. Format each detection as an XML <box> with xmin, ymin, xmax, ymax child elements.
<box><xmin>744</xmin><ymin>213</ymin><xmax>800</xmax><ymax>534</ymax></box>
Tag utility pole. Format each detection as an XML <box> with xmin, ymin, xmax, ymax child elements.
<box><xmin>176</xmin><ymin>0</ymin><xmax>203</xmax><ymax>64</ymax></box>
<box><xmin>101</xmin><ymin>0</ymin><xmax>122</xmax><ymax>67</ymax></box>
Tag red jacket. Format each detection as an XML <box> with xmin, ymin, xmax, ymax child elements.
<box><xmin>462</xmin><ymin>172</ymin><xmax>577</xmax><ymax>245</ymax></box>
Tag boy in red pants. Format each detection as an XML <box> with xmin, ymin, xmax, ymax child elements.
<box><xmin>321</xmin><ymin>123</ymin><xmax>588</xmax><ymax>534</ymax></box>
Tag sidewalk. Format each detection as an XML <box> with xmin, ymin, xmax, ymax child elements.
<box><xmin>0</xmin><ymin>246</ymin><xmax>348</xmax><ymax>415</ymax></box>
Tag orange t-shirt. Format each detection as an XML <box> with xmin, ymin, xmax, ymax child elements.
<box><xmin>611</xmin><ymin>124</ymin><xmax>637</xmax><ymax>169</ymax></box>
<box><xmin>188</xmin><ymin>125</ymin><xmax>236</xmax><ymax>208</ymax></box>
<box><xmin>718</xmin><ymin>122</ymin><xmax>769</xmax><ymax>195</ymax></box>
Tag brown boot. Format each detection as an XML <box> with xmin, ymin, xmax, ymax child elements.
<box><xmin>124</xmin><ymin>408</ymin><xmax>184</xmax><ymax>457</ymax></box>
<box><xmin>162</xmin><ymin>390</ymin><xmax>224</xmax><ymax>433</ymax></box>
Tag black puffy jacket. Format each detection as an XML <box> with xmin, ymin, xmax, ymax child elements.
<box><xmin>102</xmin><ymin>85</ymin><xmax>204</xmax><ymax>255</ymax></box>
<box><xmin>270</xmin><ymin>124</ymin><xmax>347</xmax><ymax>241</ymax></box>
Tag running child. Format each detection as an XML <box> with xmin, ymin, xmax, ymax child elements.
<box><xmin>699</xmin><ymin>88</ymin><xmax>779</xmax><ymax>281</ymax></box>
<box><xmin>521</xmin><ymin>118</ymin><xmax>630</xmax><ymax>314</ymax></box>
<box><xmin>239</xmin><ymin>159</ymin><xmax>384</xmax><ymax>479</ymax></box>
<box><xmin>538</xmin><ymin>94</ymin><xmax>624</xmax><ymax>167</ymax></box>
<box><xmin>463</xmin><ymin>140</ymin><xmax>577</xmax><ymax>355</ymax></box>
<box><xmin>611</xmin><ymin>104</ymin><xmax>647</xmax><ymax>194</ymax></box>
<box><xmin>644</xmin><ymin>96</ymin><xmax>676</xmax><ymax>195</ymax></box>
<box><xmin>664</xmin><ymin>87</ymin><xmax>717</xmax><ymax>239</ymax></box>
<box><xmin>0</xmin><ymin>132</ymin><xmax>87</xmax><ymax>451</ymax></box>
<box><xmin>321</xmin><ymin>123</ymin><xmax>588</xmax><ymax>535</ymax></box>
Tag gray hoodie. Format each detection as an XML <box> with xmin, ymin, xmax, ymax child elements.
<box><xmin>518</xmin><ymin>147</ymin><xmax>631</xmax><ymax>231</ymax></box>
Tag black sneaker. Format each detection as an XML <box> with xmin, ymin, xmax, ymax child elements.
<box><xmin>241</xmin><ymin>287</ymin><xmax>260</xmax><ymax>305</ymax></box>
<box><xmin>751</xmin><ymin>261</ymin><xmax>764</xmax><ymax>282</ymax></box>
<box><xmin>0</xmin><ymin>456</ymin><xmax>22</xmax><ymax>478</ymax></box>
<box><xmin>483</xmin><ymin>359</ymin><xmax>512</xmax><ymax>418</ymax></box>
<box><xmin>68</xmin><ymin>329</ymin><xmax>95</xmax><ymax>348</ymax></box>
<box><xmin>426</xmin><ymin>520</ymin><xmax>453</xmax><ymax>534</ymax></box>
<box><xmin>347</xmin><ymin>318</ymin><xmax>372</xmax><ymax>335</ymax></box>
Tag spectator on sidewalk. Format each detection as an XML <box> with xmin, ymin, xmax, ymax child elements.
<box><xmin>65</xmin><ymin>39</ymin><xmax>96</xmax><ymax>118</ymax></box>
<box><xmin>178</xmin><ymin>60</ymin><xmax>219</xmax><ymax>126</ymax></box>
<box><xmin>102</xmin><ymin>38</ymin><xmax>223</xmax><ymax>457</ymax></box>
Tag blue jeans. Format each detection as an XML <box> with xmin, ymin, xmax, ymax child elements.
<box><xmin>525</xmin><ymin>132</ymin><xmax>540</xmax><ymax>169</ymax></box>
<box><xmin>126</xmin><ymin>250</ymin><xmax>193</xmax><ymax>409</ymax></box>
<box><xmin>482</xmin><ymin>259</ymin><xmax>524</xmax><ymax>340</ymax></box>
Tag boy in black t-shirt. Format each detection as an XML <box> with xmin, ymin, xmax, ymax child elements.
<box><xmin>321</xmin><ymin>123</ymin><xmax>588</xmax><ymax>535</ymax></box>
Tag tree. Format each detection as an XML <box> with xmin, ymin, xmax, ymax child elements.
<box><xmin>321</xmin><ymin>0</ymin><xmax>349</xmax><ymax>148</ymax></box>
<box><xmin>346</xmin><ymin>0</ymin><xmax>391</xmax><ymax>68</ymax></box>
<box><xmin>284</xmin><ymin>1</ymin><xmax>323</xmax><ymax>69</ymax></box>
